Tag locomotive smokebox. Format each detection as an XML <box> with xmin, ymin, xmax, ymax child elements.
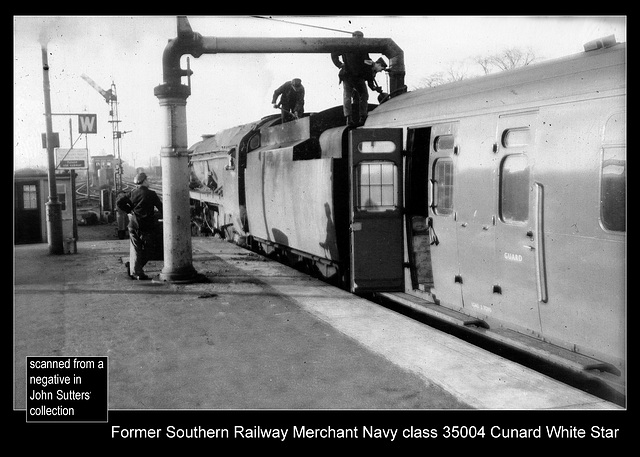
<box><xmin>155</xmin><ymin>16</ymin><xmax>406</xmax><ymax>282</ymax></box>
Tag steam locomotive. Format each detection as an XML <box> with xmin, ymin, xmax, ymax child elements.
<box><xmin>188</xmin><ymin>38</ymin><xmax>626</xmax><ymax>396</ymax></box>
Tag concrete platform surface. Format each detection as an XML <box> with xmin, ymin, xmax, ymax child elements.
<box><xmin>14</xmin><ymin>237</ymin><xmax>618</xmax><ymax>410</ymax></box>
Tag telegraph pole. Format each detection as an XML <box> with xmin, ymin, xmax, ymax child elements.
<box><xmin>41</xmin><ymin>44</ymin><xmax>64</xmax><ymax>255</ymax></box>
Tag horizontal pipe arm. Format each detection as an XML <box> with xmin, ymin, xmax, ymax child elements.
<box><xmin>201</xmin><ymin>36</ymin><xmax>405</xmax><ymax>92</ymax></box>
<box><xmin>160</xmin><ymin>16</ymin><xmax>405</xmax><ymax>94</ymax></box>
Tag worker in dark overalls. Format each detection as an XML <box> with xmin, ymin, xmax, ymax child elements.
<box><xmin>116</xmin><ymin>172</ymin><xmax>162</xmax><ymax>280</ymax></box>
<box><xmin>272</xmin><ymin>78</ymin><xmax>305</xmax><ymax>122</ymax></box>
<box><xmin>332</xmin><ymin>33</ymin><xmax>387</xmax><ymax>126</ymax></box>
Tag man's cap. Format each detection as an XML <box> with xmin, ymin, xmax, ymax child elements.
<box><xmin>292</xmin><ymin>78</ymin><xmax>302</xmax><ymax>87</ymax></box>
<box><xmin>375</xmin><ymin>57</ymin><xmax>388</xmax><ymax>68</ymax></box>
<box><xmin>134</xmin><ymin>172</ymin><xmax>148</xmax><ymax>184</ymax></box>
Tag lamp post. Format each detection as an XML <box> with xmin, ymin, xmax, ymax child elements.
<box><xmin>41</xmin><ymin>44</ymin><xmax>64</xmax><ymax>255</ymax></box>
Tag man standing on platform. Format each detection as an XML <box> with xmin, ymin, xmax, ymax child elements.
<box><xmin>116</xmin><ymin>172</ymin><xmax>162</xmax><ymax>280</ymax></box>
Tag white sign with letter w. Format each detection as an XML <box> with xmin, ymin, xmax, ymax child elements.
<box><xmin>78</xmin><ymin>114</ymin><xmax>97</xmax><ymax>134</ymax></box>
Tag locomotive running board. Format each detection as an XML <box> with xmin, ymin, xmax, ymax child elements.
<box><xmin>375</xmin><ymin>292</ymin><xmax>625</xmax><ymax>401</ymax></box>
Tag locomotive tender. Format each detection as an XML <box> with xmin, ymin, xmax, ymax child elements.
<box><xmin>188</xmin><ymin>38</ymin><xmax>626</xmax><ymax>392</ymax></box>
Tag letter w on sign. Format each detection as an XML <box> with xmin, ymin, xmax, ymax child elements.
<box><xmin>78</xmin><ymin>114</ymin><xmax>97</xmax><ymax>134</ymax></box>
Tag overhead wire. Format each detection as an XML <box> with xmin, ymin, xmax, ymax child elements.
<box><xmin>250</xmin><ymin>16</ymin><xmax>390</xmax><ymax>97</ymax></box>
<box><xmin>250</xmin><ymin>16</ymin><xmax>355</xmax><ymax>35</ymax></box>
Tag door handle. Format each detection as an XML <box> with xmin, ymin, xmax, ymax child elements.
<box><xmin>534</xmin><ymin>183</ymin><xmax>548</xmax><ymax>303</ymax></box>
<box><xmin>523</xmin><ymin>245</ymin><xmax>535</xmax><ymax>251</ymax></box>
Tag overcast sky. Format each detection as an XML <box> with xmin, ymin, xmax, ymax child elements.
<box><xmin>13</xmin><ymin>15</ymin><xmax>626</xmax><ymax>171</ymax></box>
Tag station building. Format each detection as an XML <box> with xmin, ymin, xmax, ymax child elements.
<box><xmin>14</xmin><ymin>168</ymin><xmax>75</xmax><ymax>245</ymax></box>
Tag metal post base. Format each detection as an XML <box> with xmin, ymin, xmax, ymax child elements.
<box><xmin>158</xmin><ymin>266</ymin><xmax>198</xmax><ymax>284</ymax></box>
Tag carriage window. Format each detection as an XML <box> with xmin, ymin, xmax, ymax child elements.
<box><xmin>432</xmin><ymin>158</ymin><xmax>453</xmax><ymax>215</ymax></box>
<box><xmin>500</xmin><ymin>154</ymin><xmax>530</xmax><ymax>223</ymax></box>
<box><xmin>601</xmin><ymin>146</ymin><xmax>626</xmax><ymax>232</ymax></box>
<box><xmin>601</xmin><ymin>112</ymin><xmax>625</xmax><ymax>232</ymax></box>
<box><xmin>357</xmin><ymin>141</ymin><xmax>396</xmax><ymax>154</ymax></box>
<box><xmin>22</xmin><ymin>184</ymin><xmax>37</xmax><ymax>209</ymax></box>
<box><xmin>357</xmin><ymin>161</ymin><xmax>398</xmax><ymax>211</ymax></box>
<box><xmin>434</xmin><ymin>135</ymin><xmax>455</xmax><ymax>152</ymax></box>
<box><xmin>502</xmin><ymin>127</ymin><xmax>531</xmax><ymax>147</ymax></box>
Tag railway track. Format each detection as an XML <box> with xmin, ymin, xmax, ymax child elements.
<box><xmin>121</xmin><ymin>178</ymin><xmax>163</xmax><ymax>196</ymax></box>
<box><xmin>73</xmin><ymin>179</ymin><xmax>162</xmax><ymax>199</ymax></box>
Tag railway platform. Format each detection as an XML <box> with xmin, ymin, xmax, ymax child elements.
<box><xmin>13</xmin><ymin>234</ymin><xmax>626</xmax><ymax>445</ymax></box>
<box><xmin>14</xmin><ymin>235</ymin><xmax>620</xmax><ymax>410</ymax></box>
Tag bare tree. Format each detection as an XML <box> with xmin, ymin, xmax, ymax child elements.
<box><xmin>478</xmin><ymin>47</ymin><xmax>537</xmax><ymax>73</ymax></box>
<box><xmin>475</xmin><ymin>55</ymin><xmax>493</xmax><ymax>75</ymax></box>
<box><xmin>415</xmin><ymin>61</ymin><xmax>469</xmax><ymax>89</ymax></box>
<box><xmin>445</xmin><ymin>63</ymin><xmax>468</xmax><ymax>82</ymax></box>
<box><xmin>414</xmin><ymin>47</ymin><xmax>538</xmax><ymax>89</ymax></box>
<box><xmin>417</xmin><ymin>72</ymin><xmax>447</xmax><ymax>88</ymax></box>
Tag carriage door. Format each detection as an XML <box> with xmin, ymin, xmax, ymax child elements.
<box><xmin>493</xmin><ymin>111</ymin><xmax>543</xmax><ymax>333</ymax></box>
<box><xmin>348</xmin><ymin>128</ymin><xmax>404</xmax><ymax>293</ymax></box>
<box><xmin>427</xmin><ymin>123</ymin><xmax>463</xmax><ymax>311</ymax></box>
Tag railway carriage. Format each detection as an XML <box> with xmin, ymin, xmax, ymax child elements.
<box><xmin>365</xmin><ymin>39</ymin><xmax>626</xmax><ymax>374</ymax></box>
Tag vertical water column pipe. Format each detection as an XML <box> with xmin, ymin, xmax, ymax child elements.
<box><xmin>154</xmin><ymin>83</ymin><xmax>197</xmax><ymax>282</ymax></box>
<box><xmin>153</xmin><ymin>17</ymin><xmax>201</xmax><ymax>282</ymax></box>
